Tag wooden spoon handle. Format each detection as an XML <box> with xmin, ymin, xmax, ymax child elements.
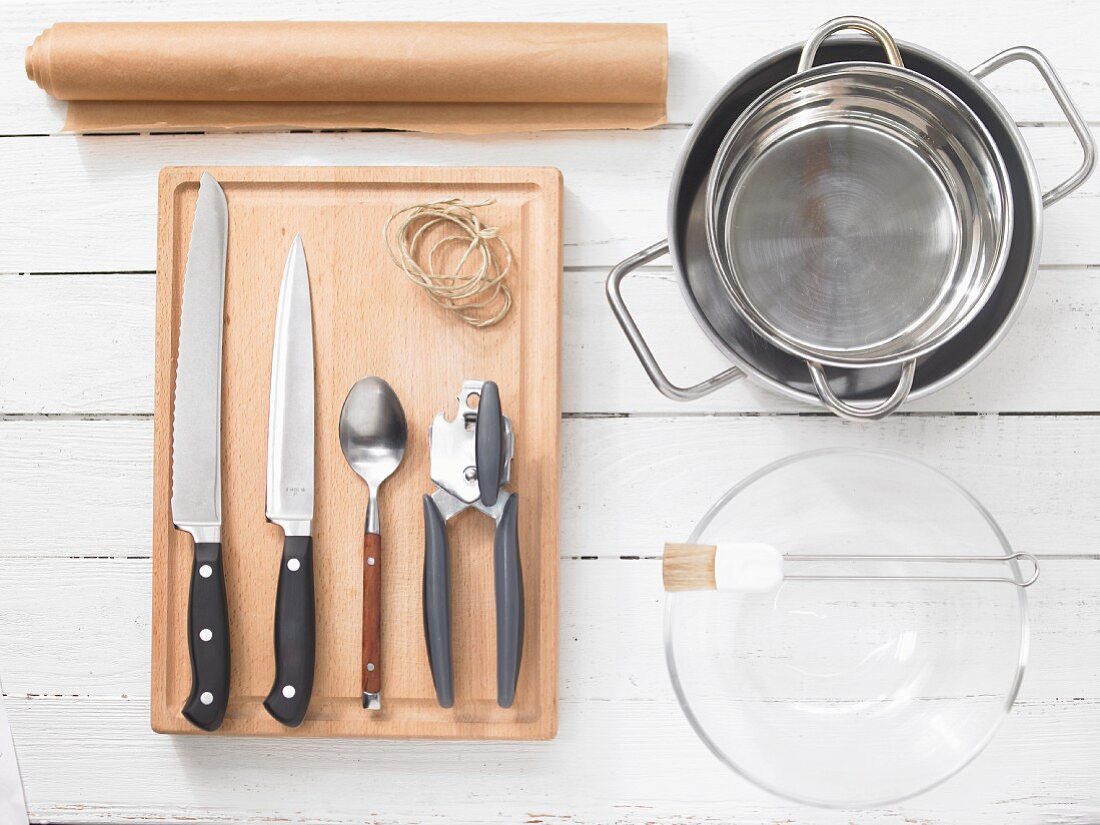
<box><xmin>362</xmin><ymin>531</ymin><xmax>382</xmax><ymax>706</ymax></box>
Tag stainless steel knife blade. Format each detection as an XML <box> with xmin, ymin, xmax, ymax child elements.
<box><xmin>171</xmin><ymin>172</ymin><xmax>228</xmax><ymax>543</ymax></box>
<box><xmin>171</xmin><ymin>171</ymin><xmax>231</xmax><ymax>732</ymax></box>
<box><xmin>266</xmin><ymin>234</ymin><xmax>315</xmax><ymax>536</ymax></box>
<box><xmin>262</xmin><ymin>234</ymin><xmax>317</xmax><ymax>728</ymax></box>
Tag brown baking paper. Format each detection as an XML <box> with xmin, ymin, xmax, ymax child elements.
<box><xmin>25</xmin><ymin>21</ymin><xmax>668</xmax><ymax>133</ymax></box>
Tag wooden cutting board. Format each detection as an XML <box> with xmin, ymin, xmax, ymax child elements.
<box><xmin>151</xmin><ymin>166</ymin><xmax>561</xmax><ymax>738</ymax></box>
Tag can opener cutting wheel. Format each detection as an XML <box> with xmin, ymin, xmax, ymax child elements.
<box><xmin>422</xmin><ymin>380</ymin><xmax>523</xmax><ymax>709</ymax></box>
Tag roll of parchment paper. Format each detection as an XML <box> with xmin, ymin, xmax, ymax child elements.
<box><xmin>25</xmin><ymin>21</ymin><xmax>668</xmax><ymax>133</ymax></box>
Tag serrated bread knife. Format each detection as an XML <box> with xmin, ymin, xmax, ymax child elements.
<box><xmin>171</xmin><ymin>172</ymin><xmax>231</xmax><ymax>732</ymax></box>
<box><xmin>262</xmin><ymin>234</ymin><xmax>317</xmax><ymax>727</ymax></box>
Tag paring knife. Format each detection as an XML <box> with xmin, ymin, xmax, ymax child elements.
<box><xmin>171</xmin><ymin>172</ymin><xmax>231</xmax><ymax>732</ymax></box>
<box><xmin>262</xmin><ymin>234</ymin><xmax>317</xmax><ymax>728</ymax></box>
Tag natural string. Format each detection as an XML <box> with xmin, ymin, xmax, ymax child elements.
<box><xmin>383</xmin><ymin>198</ymin><xmax>514</xmax><ymax>328</ymax></box>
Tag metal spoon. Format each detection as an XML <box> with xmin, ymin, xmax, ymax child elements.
<box><xmin>339</xmin><ymin>377</ymin><xmax>408</xmax><ymax>710</ymax></box>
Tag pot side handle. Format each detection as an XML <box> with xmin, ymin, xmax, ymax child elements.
<box><xmin>606</xmin><ymin>240</ymin><xmax>744</xmax><ymax>401</ymax></box>
<box><xmin>972</xmin><ymin>46</ymin><xmax>1096</xmax><ymax>207</ymax></box>
<box><xmin>808</xmin><ymin>359</ymin><xmax>916</xmax><ymax>421</ymax></box>
<box><xmin>799</xmin><ymin>16</ymin><xmax>904</xmax><ymax>72</ymax></box>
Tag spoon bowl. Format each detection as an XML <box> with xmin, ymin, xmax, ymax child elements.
<box><xmin>339</xmin><ymin>377</ymin><xmax>408</xmax><ymax>493</ymax></box>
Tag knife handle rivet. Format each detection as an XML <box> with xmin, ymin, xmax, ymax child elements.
<box><xmin>287</xmin><ymin>558</ymin><xmax>301</xmax><ymax>572</ymax></box>
<box><xmin>200</xmin><ymin>691</ymin><xmax>214</xmax><ymax>706</ymax></box>
<box><xmin>282</xmin><ymin>685</ymin><xmax>296</xmax><ymax>699</ymax></box>
<box><xmin>199</xmin><ymin>564</ymin><xmax>213</xmax><ymax>579</ymax></box>
<box><xmin>367</xmin><ymin>556</ymin><xmax>376</xmax><ymax>566</ymax></box>
<box><xmin>199</xmin><ymin>628</ymin><xmax>213</xmax><ymax>642</ymax></box>
<box><xmin>367</xmin><ymin>662</ymin><xmax>375</xmax><ymax>672</ymax></box>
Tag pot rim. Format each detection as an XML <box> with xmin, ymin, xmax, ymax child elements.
<box><xmin>702</xmin><ymin>60</ymin><xmax>1015</xmax><ymax>369</ymax></box>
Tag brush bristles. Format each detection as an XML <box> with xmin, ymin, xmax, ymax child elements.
<box><xmin>663</xmin><ymin>543</ymin><xmax>718</xmax><ymax>591</ymax></box>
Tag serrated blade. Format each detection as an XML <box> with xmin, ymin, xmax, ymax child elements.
<box><xmin>171</xmin><ymin>172</ymin><xmax>228</xmax><ymax>539</ymax></box>
<box><xmin>266</xmin><ymin>234</ymin><xmax>315</xmax><ymax>536</ymax></box>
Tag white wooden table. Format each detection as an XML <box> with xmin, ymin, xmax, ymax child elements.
<box><xmin>2</xmin><ymin>1</ymin><xmax>1099</xmax><ymax>822</ymax></box>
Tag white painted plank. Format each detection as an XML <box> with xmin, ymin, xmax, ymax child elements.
<box><xmin>0</xmin><ymin>273</ymin><xmax>154</xmax><ymax>415</ymax></box>
<box><xmin>0</xmin><ymin>557</ymin><xmax>1096</xmax><ymax>702</ymax></box>
<box><xmin>0</xmin><ymin>421</ymin><xmax>153</xmax><ymax>559</ymax></box>
<box><xmin>570</xmin><ymin>267</ymin><xmax>1100</xmax><ymax>414</ymax></box>
<box><xmin>0</xmin><ymin>125</ymin><xmax>1095</xmax><ymax>274</ymax></box>
<box><xmin>5</xmin><ymin>268</ymin><xmax>1100</xmax><ymax>416</ymax></box>
<box><xmin>5</xmin><ymin>694</ymin><xmax>1100</xmax><ymax>824</ymax></box>
<box><xmin>3</xmin><ymin>416</ymin><xmax>1100</xmax><ymax>559</ymax></box>
<box><xmin>3</xmin><ymin>0</ymin><xmax>1098</xmax><ymax>134</ymax></box>
<box><xmin>568</xmin><ymin>414</ymin><xmax>1100</xmax><ymax>558</ymax></box>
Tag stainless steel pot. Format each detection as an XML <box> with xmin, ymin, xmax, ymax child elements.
<box><xmin>706</xmin><ymin>19</ymin><xmax>1012</xmax><ymax>415</ymax></box>
<box><xmin>607</xmin><ymin>34</ymin><xmax>1095</xmax><ymax>420</ymax></box>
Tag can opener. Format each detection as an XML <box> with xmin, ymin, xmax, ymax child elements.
<box><xmin>422</xmin><ymin>380</ymin><xmax>523</xmax><ymax>709</ymax></box>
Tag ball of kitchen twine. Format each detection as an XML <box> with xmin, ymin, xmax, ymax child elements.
<box><xmin>383</xmin><ymin>198</ymin><xmax>513</xmax><ymax>328</ymax></box>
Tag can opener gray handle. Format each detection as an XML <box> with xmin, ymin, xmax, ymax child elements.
<box><xmin>423</xmin><ymin>491</ymin><xmax>523</xmax><ymax>709</ymax></box>
<box><xmin>422</xmin><ymin>380</ymin><xmax>523</xmax><ymax>709</ymax></box>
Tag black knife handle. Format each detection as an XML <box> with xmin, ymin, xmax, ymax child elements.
<box><xmin>423</xmin><ymin>495</ymin><xmax>454</xmax><ymax>708</ymax></box>
<box><xmin>263</xmin><ymin>535</ymin><xmax>315</xmax><ymax>727</ymax></box>
<box><xmin>182</xmin><ymin>541</ymin><xmax>230</xmax><ymax>731</ymax></box>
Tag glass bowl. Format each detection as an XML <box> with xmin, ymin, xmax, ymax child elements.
<box><xmin>665</xmin><ymin>449</ymin><xmax>1029</xmax><ymax>808</ymax></box>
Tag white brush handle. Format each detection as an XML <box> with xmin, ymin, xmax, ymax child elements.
<box><xmin>714</xmin><ymin>543</ymin><xmax>784</xmax><ymax>593</ymax></box>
